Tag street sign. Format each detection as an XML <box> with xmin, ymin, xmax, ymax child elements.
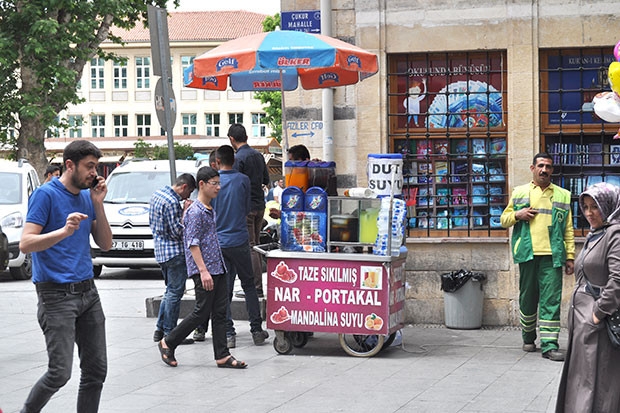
<box><xmin>281</xmin><ymin>10</ymin><xmax>321</xmax><ymax>34</ymax></box>
<box><xmin>147</xmin><ymin>6</ymin><xmax>172</xmax><ymax>77</ymax></box>
<box><xmin>154</xmin><ymin>78</ymin><xmax>177</xmax><ymax>130</ymax></box>
<box><xmin>285</xmin><ymin>121</ymin><xmax>323</xmax><ymax>141</ymax></box>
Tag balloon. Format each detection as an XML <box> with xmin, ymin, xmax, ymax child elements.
<box><xmin>593</xmin><ymin>91</ymin><xmax>620</xmax><ymax>123</ymax></box>
<box><xmin>609</xmin><ymin>61</ymin><xmax>620</xmax><ymax>95</ymax></box>
<box><xmin>615</xmin><ymin>40</ymin><xmax>620</xmax><ymax>61</ymax></box>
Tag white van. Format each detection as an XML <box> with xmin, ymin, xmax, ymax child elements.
<box><xmin>90</xmin><ymin>159</ymin><xmax>204</xmax><ymax>276</ymax></box>
<box><xmin>0</xmin><ymin>159</ymin><xmax>40</xmax><ymax>280</ymax></box>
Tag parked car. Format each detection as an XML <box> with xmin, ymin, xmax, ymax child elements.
<box><xmin>0</xmin><ymin>224</ymin><xmax>9</xmax><ymax>271</ymax></box>
<box><xmin>90</xmin><ymin>159</ymin><xmax>204</xmax><ymax>276</ymax></box>
<box><xmin>0</xmin><ymin>159</ymin><xmax>40</xmax><ymax>280</ymax></box>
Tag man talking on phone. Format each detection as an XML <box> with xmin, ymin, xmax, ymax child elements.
<box><xmin>501</xmin><ymin>152</ymin><xmax>575</xmax><ymax>362</ymax></box>
<box><xmin>19</xmin><ymin>140</ymin><xmax>112</xmax><ymax>412</ymax></box>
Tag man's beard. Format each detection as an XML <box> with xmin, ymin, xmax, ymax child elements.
<box><xmin>72</xmin><ymin>174</ymin><xmax>90</xmax><ymax>190</ymax></box>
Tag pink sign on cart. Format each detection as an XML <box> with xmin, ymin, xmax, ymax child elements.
<box><xmin>266</xmin><ymin>256</ymin><xmax>406</xmax><ymax>335</ymax></box>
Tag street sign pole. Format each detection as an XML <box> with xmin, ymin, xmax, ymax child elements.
<box><xmin>148</xmin><ymin>5</ymin><xmax>177</xmax><ymax>184</ymax></box>
<box><xmin>321</xmin><ymin>0</ymin><xmax>334</xmax><ymax>162</ymax></box>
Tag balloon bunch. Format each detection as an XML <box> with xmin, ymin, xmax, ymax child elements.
<box><xmin>593</xmin><ymin>41</ymin><xmax>620</xmax><ymax>139</ymax></box>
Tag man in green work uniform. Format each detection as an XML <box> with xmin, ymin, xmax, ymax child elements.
<box><xmin>501</xmin><ymin>152</ymin><xmax>574</xmax><ymax>362</ymax></box>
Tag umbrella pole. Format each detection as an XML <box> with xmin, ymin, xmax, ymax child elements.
<box><xmin>280</xmin><ymin>69</ymin><xmax>289</xmax><ymax>153</ymax></box>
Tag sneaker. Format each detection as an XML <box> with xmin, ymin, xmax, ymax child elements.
<box><xmin>193</xmin><ymin>328</ymin><xmax>206</xmax><ymax>342</ymax></box>
<box><xmin>234</xmin><ymin>290</ymin><xmax>245</xmax><ymax>299</ymax></box>
<box><xmin>227</xmin><ymin>335</ymin><xmax>236</xmax><ymax>348</ymax></box>
<box><xmin>153</xmin><ymin>329</ymin><xmax>164</xmax><ymax>342</ymax></box>
<box><xmin>252</xmin><ymin>330</ymin><xmax>268</xmax><ymax>345</ymax></box>
<box><xmin>522</xmin><ymin>343</ymin><xmax>536</xmax><ymax>352</ymax></box>
<box><xmin>180</xmin><ymin>338</ymin><xmax>195</xmax><ymax>345</ymax></box>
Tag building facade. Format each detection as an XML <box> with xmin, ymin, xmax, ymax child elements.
<box><xmin>50</xmin><ymin>11</ymin><xmax>274</xmax><ymax>157</ymax></box>
<box><xmin>280</xmin><ymin>0</ymin><xmax>620</xmax><ymax>325</ymax></box>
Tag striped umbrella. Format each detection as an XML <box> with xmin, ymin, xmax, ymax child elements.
<box><xmin>183</xmin><ymin>30</ymin><xmax>379</xmax><ymax>147</ymax></box>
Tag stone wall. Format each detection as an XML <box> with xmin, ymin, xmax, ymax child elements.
<box><xmin>280</xmin><ymin>0</ymin><xmax>620</xmax><ymax>325</ymax></box>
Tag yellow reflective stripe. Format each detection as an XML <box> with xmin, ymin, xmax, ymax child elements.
<box><xmin>535</xmin><ymin>208</ymin><xmax>552</xmax><ymax>215</ymax></box>
<box><xmin>521</xmin><ymin>324</ymin><xmax>537</xmax><ymax>333</ymax></box>
<box><xmin>520</xmin><ymin>311</ymin><xmax>537</xmax><ymax>323</ymax></box>
<box><xmin>539</xmin><ymin>331</ymin><xmax>560</xmax><ymax>340</ymax></box>
<box><xmin>520</xmin><ymin>311</ymin><xmax>537</xmax><ymax>332</ymax></box>
<box><xmin>552</xmin><ymin>201</ymin><xmax>570</xmax><ymax>210</ymax></box>
<box><xmin>539</xmin><ymin>320</ymin><xmax>560</xmax><ymax>328</ymax></box>
<box><xmin>539</xmin><ymin>319</ymin><xmax>560</xmax><ymax>339</ymax></box>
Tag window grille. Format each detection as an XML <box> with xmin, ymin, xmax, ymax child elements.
<box><xmin>540</xmin><ymin>48</ymin><xmax>618</xmax><ymax>237</ymax></box>
<box><xmin>388</xmin><ymin>51</ymin><xmax>508</xmax><ymax>237</ymax></box>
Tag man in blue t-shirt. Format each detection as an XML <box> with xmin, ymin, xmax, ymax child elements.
<box><xmin>19</xmin><ymin>140</ymin><xmax>112</xmax><ymax>413</ymax></box>
<box><xmin>212</xmin><ymin>145</ymin><xmax>268</xmax><ymax>348</ymax></box>
<box><xmin>228</xmin><ymin>123</ymin><xmax>270</xmax><ymax>297</ymax></box>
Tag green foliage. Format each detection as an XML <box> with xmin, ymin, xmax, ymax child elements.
<box><xmin>133</xmin><ymin>138</ymin><xmax>194</xmax><ymax>160</ymax></box>
<box><xmin>133</xmin><ymin>138</ymin><xmax>152</xmax><ymax>159</ymax></box>
<box><xmin>255</xmin><ymin>91</ymin><xmax>282</xmax><ymax>141</ymax></box>
<box><xmin>0</xmin><ymin>0</ymin><xmax>178</xmax><ymax>174</ymax></box>
<box><xmin>256</xmin><ymin>13</ymin><xmax>282</xmax><ymax>142</ymax></box>
<box><xmin>153</xmin><ymin>142</ymin><xmax>194</xmax><ymax>160</ymax></box>
<box><xmin>262</xmin><ymin>13</ymin><xmax>280</xmax><ymax>32</ymax></box>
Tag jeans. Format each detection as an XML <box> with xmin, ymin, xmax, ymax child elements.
<box><xmin>22</xmin><ymin>287</ymin><xmax>107</xmax><ymax>413</ymax></box>
<box><xmin>246</xmin><ymin>209</ymin><xmax>265</xmax><ymax>291</ymax></box>
<box><xmin>156</xmin><ymin>254</ymin><xmax>188</xmax><ymax>335</ymax></box>
<box><xmin>222</xmin><ymin>243</ymin><xmax>263</xmax><ymax>337</ymax></box>
<box><xmin>165</xmin><ymin>274</ymin><xmax>229</xmax><ymax>360</ymax></box>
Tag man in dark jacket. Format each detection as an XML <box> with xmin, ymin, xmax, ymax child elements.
<box><xmin>227</xmin><ymin>123</ymin><xmax>270</xmax><ymax>297</ymax></box>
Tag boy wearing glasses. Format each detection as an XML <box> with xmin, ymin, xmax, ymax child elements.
<box><xmin>157</xmin><ymin>167</ymin><xmax>247</xmax><ymax>369</ymax></box>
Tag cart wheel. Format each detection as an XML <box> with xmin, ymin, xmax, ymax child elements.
<box><xmin>273</xmin><ymin>334</ymin><xmax>293</xmax><ymax>355</ymax></box>
<box><xmin>290</xmin><ymin>332</ymin><xmax>309</xmax><ymax>348</ymax></box>
<box><xmin>339</xmin><ymin>334</ymin><xmax>385</xmax><ymax>357</ymax></box>
<box><xmin>380</xmin><ymin>333</ymin><xmax>397</xmax><ymax>351</ymax></box>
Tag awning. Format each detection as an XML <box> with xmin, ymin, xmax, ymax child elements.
<box><xmin>264</xmin><ymin>153</ymin><xmax>283</xmax><ymax>178</ymax></box>
<box><xmin>98</xmin><ymin>155</ymin><xmax>125</xmax><ymax>164</ymax></box>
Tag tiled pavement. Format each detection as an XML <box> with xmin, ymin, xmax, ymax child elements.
<box><xmin>0</xmin><ymin>270</ymin><xmax>564</xmax><ymax>413</ymax></box>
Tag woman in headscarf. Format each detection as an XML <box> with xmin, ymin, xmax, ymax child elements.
<box><xmin>556</xmin><ymin>182</ymin><xmax>620</xmax><ymax>413</ymax></box>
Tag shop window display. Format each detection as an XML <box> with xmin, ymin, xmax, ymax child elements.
<box><xmin>388</xmin><ymin>51</ymin><xmax>508</xmax><ymax>237</ymax></box>
<box><xmin>540</xmin><ymin>48</ymin><xmax>620</xmax><ymax>236</ymax></box>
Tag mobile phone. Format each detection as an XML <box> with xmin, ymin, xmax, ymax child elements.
<box><xmin>91</xmin><ymin>176</ymin><xmax>100</xmax><ymax>189</ymax></box>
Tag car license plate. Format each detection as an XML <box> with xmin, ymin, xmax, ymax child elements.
<box><xmin>112</xmin><ymin>240</ymin><xmax>144</xmax><ymax>250</ymax></box>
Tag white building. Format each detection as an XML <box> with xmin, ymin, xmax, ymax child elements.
<box><xmin>49</xmin><ymin>11</ymin><xmax>277</xmax><ymax>158</ymax></box>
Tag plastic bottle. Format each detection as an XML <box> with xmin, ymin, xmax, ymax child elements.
<box><xmin>374</xmin><ymin>198</ymin><xmax>392</xmax><ymax>256</ymax></box>
<box><xmin>344</xmin><ymin>187</ymin><xmax>375</xmax><ymax>198</ymax></box>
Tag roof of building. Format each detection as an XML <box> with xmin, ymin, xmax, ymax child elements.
<box><xmin>108</xmin><ymin>11</ymin><xmax>269</xmax><ymax>43</ymax></box>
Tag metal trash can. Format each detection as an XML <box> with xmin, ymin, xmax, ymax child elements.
<box><xmin>441</xmin><ymin>270</ymin><xmax>486</xmax><ymax>330</ymax></box>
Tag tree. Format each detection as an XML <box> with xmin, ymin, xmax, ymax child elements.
<box><xmin>255</xmin><ymin>13</ymin><xmax>282</xmax><ymax>142</ymax></box>
<box><xmin>0</xmin><ymin>0</ymin><xmax>177</xmax><ymax>178</ymax></box>
<box><xmin>153</xmin><ymin>142</ymin><xmax>194</xmax><ymax>160</ymax></box>
<box><xmin>132</xmin><ymin>138</ymin><xmax>152</xmax><ymax>159</ymax></box>
<box><xmin>133</xmin><ymin>138</ymin><xmax>194</xmax><ymax>160</ymax></box>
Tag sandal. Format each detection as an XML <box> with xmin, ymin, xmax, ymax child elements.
<box><xmin>216</xmin><ymin>355</ymin><xmax>247</xmax><ymax>369</ymax></box>
<box><xmin>158</xmin><ymin>340</ymin><xmax>177</xmax><ymax>367</ymax></box>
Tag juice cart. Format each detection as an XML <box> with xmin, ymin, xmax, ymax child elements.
<box><xmin>262</xmin><ymin>249</ymin><xmax>406</xmax><ymax>357</ymax></box>
<box><xmin>262</xmin><ymin>171</ymin><xmax>407</xmax><ymax>357</ymax></box>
